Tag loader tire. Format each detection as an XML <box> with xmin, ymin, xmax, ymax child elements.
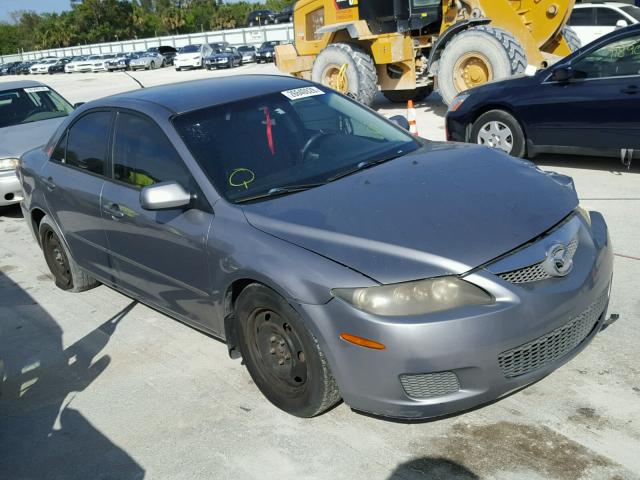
<box><xmin>437</xmin><ymin>25</ymin><xmax>526</xmax><ymax>106</ymax></box>
<box><xmin>312</xmin><ymin>43</ymin><xmax>378</xmax><ymax>106</ymax></box>
<box><xmin>382</xmin><ymin>86</ymin><xmax>433</xmax><ymax>104</ymax></box>
<box><xmin>562</xmin><ymin>26</ymin><xmax>582</xmax><ymax>52</ymax></box>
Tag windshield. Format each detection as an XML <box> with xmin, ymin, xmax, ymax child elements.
<box><xmin>0</xmin><ymin>86</ymin><xmax>73</xmax><ymax>128</ymax></box>
<box><xmin>621</xmin><ymin>6</ymin><xmax>640</xmax><ymax>22</ymax></box>
<box><xmin>260</xmin><ymin>41</ymin><xmax>279</xmax><ymax>49</ymax></box>
<box><xmin>173</xmin><ymin>88</ymin><xmax>419</xmax><ymax>203</ymax></box>
<box><xmin>179</xmin><ymin>44</ymin><xmax>201</xmax><ymax>53</ymax></box>
<box><xmin>238</xmin><ymin>46</ymin><xmax>254</xmax><ymax>52</ymax></box>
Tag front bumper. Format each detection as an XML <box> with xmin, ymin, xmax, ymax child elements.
<box><xmin>0</xmin><ymin>170</ymin><xmax>23</xmax><ymax>207</ymax></box>
<box><xmin>175</xmin><ymin>59</ymin><xmax>201</xmax><ymax>69</ymax></box>
<box><xmin>295</xmin><ymin>212</ymin><xmax>614</xmax><ymax>419</ymax></box>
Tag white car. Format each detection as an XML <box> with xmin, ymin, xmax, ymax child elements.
<box><xmin>64</xmin><ymin>56</ymin><xmax>88</xmax><ymax>73</ymax></box>
<box><xmin>29</xmin><ymin>59</ymin><xmax>58</xmax><ymax>74</ymax></box>
<box><xmin>92</xmin><ymin>54</ymin><xmax>117</xmax><ymax>72</ymax></box>
<box><xmin>569</xmin><ymin>2</ymin><xmax>640</xmax><ymax>45</ymax></box>
<box><xmin>70</xmin><ymin>55</ymin><xmax>102</xmax><ymax>73</ymax></box>
<box><xmin>174</xmin><ymin>44</ymin><xmax>213</xmax><ymax>71</ymax></box>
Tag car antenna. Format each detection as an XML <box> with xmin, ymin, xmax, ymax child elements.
<box><xmin>123</xmin><ymin>70</ymin><xmax>145</xmax><ymax>89</ymax></box>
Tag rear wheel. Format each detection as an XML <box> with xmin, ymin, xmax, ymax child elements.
<box><xmin>562</xmin><ymin>26</ymin><xmax>582</xmax><ymax>53</ymax></box>
<box><xmin>470</xmin><ymin>109</ymin><xmax>526</xmax><ymax>158</ymax></box>
<box><xmin>236</xmin><ymin>284</ymin><xmax>340</xmax><ymax>417</ymax></box>
<box><xmin>382</xmin><ymin>86</ymin><xmax>433</xmax><ymax>104</ymax></box>
<box><xmin>312</xmin><ymin>43</ymin><xmax>378</xmax><ymax>106</ymax></box>
<box><xmin>438</xmin><ymin>26</ymin><xmax>526</xmax><ymax>106</ymax></box>
<box><xmin>40</xmin><ymin>216</ymin><xmax>99</xmax><ymax>292</ymax></box>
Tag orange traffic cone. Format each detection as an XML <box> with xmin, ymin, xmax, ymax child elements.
<box><xmin>407</xmin><ymin>100</ymin><xmax>418</xmax><ymax>136</ymax></box>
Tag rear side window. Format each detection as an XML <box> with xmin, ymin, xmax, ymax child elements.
<box><xmin>64</xmin><ymin>111</ymin><xmax>111</xmax><ymax>175</ymax></box>
<box><xmin>113</xmin><ymin>112</ymin><xmax>192</xmax><ymax>190</ymax></box>
<box><xmin>569</xmin><ymin>8</ymin><xmax>594</xmax><ymax>26</ymax></box>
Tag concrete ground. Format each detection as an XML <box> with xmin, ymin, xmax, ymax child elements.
<box><xmin>1</xmin><ymin>64</ymin><xmax>639</xmax><ymax>480</ymax></box>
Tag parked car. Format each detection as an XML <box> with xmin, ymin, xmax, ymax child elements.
<box><xmin>106</xmin><ymin>52</ymin><xmax>142</xmax><ymax>71</ymax></box>
<box><xmin>275</xmin><ymin>5</ymin><xmax>294</xmax><ymax>24</ymax></box>
<box><xmin>129</xmin><ymin>52</ymin><xmax>165</xmax><ymax>71</ymax></box>
<box><xmin>30</xmin><ymin>59</ymin><xmax>59</xmax><ymax>75</ymax></box>
<box><xmin>238</xmin><ymin>45</ymin><xmax>257</xmax><ymax>63</ymax></box>
<box><xmin>174</xmin><ymin>44</ymin><xmax>213</xmax><ymax>71</ymax></box>
<box><xmin>446</xmin><ymin>24</ymin><xmax>640</xmax><ymax>159</ymax></box>
<box><xmin>256</xmin><ymin>41</ymin><xmax>281</xmax><ymax>63</ymax></box>
<box><xmin>1</xmin><ymin>62</ymin><xmax>22</xmax><ymax>75</ymax></box>
<box><xmin>92</xmin><ymin>54</ymin><xmax>117</xmax><ymax>72</ymax></box>
<box><xmin>204</xmin><ymin>47</ymin><xmax>243</xmax><ymax>69</ymax></box>
<box><xmin>0</xmin><ymin>80</ymin><xmax>74</xmax><ymax>207</ymax></box>
<box><xmin>64</xmin><ymin>56</ymin><xmax>87</xmax><ymax>73</ymax></box>
<box><xmin>70</xmin><ymin>55</ymin><xmax>103</xmax><ymax>73</ymax></box>
<box><xmin>147</xmin><ymin>46</ymin><xmax>178</xmax><ymax>66</ymax></box>
<box><xmin>19</xmin><ymin>75</ymin><xmax>613</xmax><ymax>420</ymax></box>
<box><xmin>9</xmin><ymin>62</ymin><xmax>28</xmax><ymax>75</ymax></box>
<box><xmin>246</xmin><ymin>9</ymin><xmax>276</xmax><ymax>26</ymax></box>
<box><xmin>569</xmin><ymin>2</ymin><xmax>640</xmax><ymax>45</ymax></box>
<box><xmin>16</xmin><ymin>62</ymin><xmax>35</xmax><ymax>75</ymax></box>
<box><xmin>46</xmin><ymin>58</ymin><xmax>72</xmax><ymax>74</ymax></box>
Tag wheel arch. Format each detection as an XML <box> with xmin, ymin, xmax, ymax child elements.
<box><xmin>30</xmin><ymin>207</ymin><xmax>47</xmax><ymax>246</ymax></box>
<box><xmin>428</xmin><ymin>18</ymin><xmax>491</xmax><ymax>74</ymax></box>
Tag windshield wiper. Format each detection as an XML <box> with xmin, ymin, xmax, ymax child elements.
<box><xmin>235</xmin><ymin>183</ymin><xmax>326</xmax><ymax>204</ymax></box>
<box><xmin>326</xmin><ymin>150</ymin><xmax>407</xmax><ymax>183</ymax></box>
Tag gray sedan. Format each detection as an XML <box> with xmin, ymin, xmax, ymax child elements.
<box><xmin>129</xmin><ymin>52</ymin><xmax>164</xmax><ymax>70</ymax></box>
<box><xmin>19</xmin><ymin>76</ymin><xmax>614</xmax><ymax>419</ymax></box>
<box><xmin>1</xmin><ymin>80</ymin><xmax>74</xmax><ymax>207</ymax></box>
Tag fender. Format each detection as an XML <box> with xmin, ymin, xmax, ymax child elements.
<box><xmin>428</xmin><ymin>18</ymin><xmax>491</xmax><ymax>73</ymax></box>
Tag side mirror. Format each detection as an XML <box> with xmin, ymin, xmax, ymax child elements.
<box><xmin>73</xmin><ymin>102</ymin><xmax>85</xmax><ymax>109</ymax></box>
<box><xmin>388</xmin><ymin>114</ymin><xmax>410</xmax><ymax>130</ymax></box>
<box><xmin>140</xmin><ymin>181</ymin><xmax>192</xmax><ymax>210</ymax></box>
<box><xmin>551</xmin><ymin>66</ymin><xmax>574</xmax><ymax>83</ymax></box>
<box><xmin>616</xmin><ymin>19</ymin><xmax>629</xmax><ymax>29</ymax></box>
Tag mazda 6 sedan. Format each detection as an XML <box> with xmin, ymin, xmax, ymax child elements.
<box><xmin>19</xmin><ymin>76</ymin><xmax>614</xmax><ymax>419</ymax></box>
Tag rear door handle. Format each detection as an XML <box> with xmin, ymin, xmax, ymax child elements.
<box><xmin>103</xmin><ymin>204</ymin><xmax>125</xmax><ymax>219</ymax></box>
<box><xmin>621</xmin><ymin>85</ymin><xmax>639</xmax><ymax>94</ymax></box>
<box><xmin>42</xmin><ymin>177</ymin><xmax>56</xmax><ymax>191</ymax></box>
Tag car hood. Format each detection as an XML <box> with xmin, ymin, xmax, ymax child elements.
<box><xmin>241</xmin><ymin>143</ymin><xmax>578</xmax><ymax>284</ymax></box>
<box><xmin>0</xmin><ymin>117</ymin><xmax>65</xmax><ymax>158</ymax></box>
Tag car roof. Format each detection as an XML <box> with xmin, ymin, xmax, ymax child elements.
<box><xmin>90</xmin><ymin>75</ymin><xmax>312</xmax><ymax>115</ymax></box>
<box><xmin>575</xmin><ymin>2</ymin><xmax>633</xmax><ymax>7</ymax></box>
<box><xmin>0</xmin><ymin>80</ymin><xmax>46</xmax><ymax>91</ymax></box>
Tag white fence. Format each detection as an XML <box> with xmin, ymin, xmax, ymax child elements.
<box><xmin>1</xmin><ymin>23</ymin><xmax>294</xmax><ymax>64</ymax></box>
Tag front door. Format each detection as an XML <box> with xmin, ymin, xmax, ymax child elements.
<box><xmin>101</xmin><ymin>111</ymin><xmax>216</xmax><ymax>331</ymax></box>
<box><xmin>41</xmin><ymin>110</ymin><xmax>113</xmax><ymax>280</ymax></box>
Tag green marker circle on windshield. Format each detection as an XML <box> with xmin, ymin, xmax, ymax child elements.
<box><xmin>229</xmin><ymin>168</ymin><xmax>255</xmax><ymax>189</ymax></box>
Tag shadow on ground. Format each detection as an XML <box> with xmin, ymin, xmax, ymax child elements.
<box><xmin>535</xmin><ymin>154</ymin><xmax>640</xmax><ymax>175</ymax></box>
<box><xmin>0</xmin><ymin>204</ymin><xmax>24</xmax><ymax>219</ymax></box>
<box><xmin>388</xmin><ymin>457</ymin><xmax>479</xmax><ymax>480</ymax></box>
<box><xmin>0</xmin><ymin>270</ymin><xmax>144</xmax><ymax>479</ymax></box>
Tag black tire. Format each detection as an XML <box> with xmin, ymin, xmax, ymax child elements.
<box><xmin>382</xmin><ymin>86</ymin><xmax>433</xmax><ymax>103</ymax></box>
<box><xmin>39</xmin><ymin>216</ymin><xmax>99</xmax><ymax>292</ymax></box>
<box><xmin>562</xmin><ymin>26</ymin><xmax>582</xmax><ymax>52</ymax></box>
<box><xmin>312</xmin><ymin>42</ymin><xmax>378</xmax><ymax>106</ymax></box>
<box><xmin>236</xmin><ymin>284</ymin><xmax>340</xmax><ymax>417</ymax></box>
<box><xmin>470</xmin><ymin>109</ymin><xmax>526</xmax><ymax>158</ymax></box>
<box><xmin>438</xmin><ymin>25</ymin><xmax>526</xmax><ymax>106</ymax></box>
<box><xmin>175</xmin><ymin>67</ymin><xmax>181</xmax><ymax>71</ymax></box>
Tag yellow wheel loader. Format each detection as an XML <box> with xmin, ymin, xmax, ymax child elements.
<box><xmin>275</xmin><ymin>0</ymin><xmax>581</xmax><ymax>106</ymax></box>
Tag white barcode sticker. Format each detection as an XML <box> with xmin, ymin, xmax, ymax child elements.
<box><xmin>281</xmin><ymin>86</ymin><xmax>325</xmax><ymax>100</ymax></box>
<box><xmin>24</xmin><ymin>86</ymin><xmax>50</xmax><ymax>93</ymax></box>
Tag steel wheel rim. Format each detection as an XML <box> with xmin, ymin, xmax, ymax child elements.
<box><xmin>321</xmin><ymin>64</ymin><xmax>349</xmax><ymax>93</ymax></box>
<box><xmin>44</xmin><ymin>230</ymin><xmax>71</xmax><ymax>287</ymax></box>
<box><xmin>453</xmin><ymin>52</ymin><xmax>493</xmax><ymax>93</ymax></box>
<box><xmin>477</xmin><ymin>120</ymin><xmax>514</xmax><ymax>153</ymax></box>
<box><xmin>249</xmin><ymin>308</ymin><xmax>308</xmax><ymax>390</ymax></box>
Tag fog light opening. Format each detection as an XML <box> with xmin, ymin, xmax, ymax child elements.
<box><xmin>339</xmin><ymin>333</ymin><xmax>385</xmax><ymax>350</ymax></box>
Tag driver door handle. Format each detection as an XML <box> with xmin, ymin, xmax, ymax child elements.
<box><xmin>103</xmin><ymin>203</ymin><xmax>125</xmax><ymax>219</ymax></box>
<box><xmin>42</xmin><ymin>177</ymin><xmax>56</xmax><ymax>191</ymax></box>
<box><xmin>621</xmin><ymin>85</ymin><xmax>639</xmax><ymax>95</ymax></box>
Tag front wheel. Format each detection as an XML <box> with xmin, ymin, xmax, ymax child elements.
<box><xmin>470</xmin><ymin>109</ymin><xmax>526</xmax><ymax>158</ymax></box>
<box><xmin>236</xmin><ymin>284</ymin><xmax>340</xmax><ymax>417</ymax></box>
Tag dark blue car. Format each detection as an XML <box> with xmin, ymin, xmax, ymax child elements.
<box><xmin>446</xmin><ymin>24</ymin><xmax>640</xmax><ymax>159</ymax></box>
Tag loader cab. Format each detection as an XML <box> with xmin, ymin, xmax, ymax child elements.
<box><xmin>359</xmin><ymin>0</ymin><xmax>442</xmax><ymax>35</ymax></box>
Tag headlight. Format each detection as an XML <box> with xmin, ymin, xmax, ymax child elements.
<box><xmin>332</xmin><ymin>277</ymin><xmax>493</xmax><ymax>317</ymax></box>
<box><xmin>448</xmin><ymin>93</ymin><xmax>470</xmax><ymax>113</ymax></box>
<box><xmin>0</xmin><ymin>158</ymin><xmax>19</xmax><ymax>172</ymax></box>
<box><xmin>576</xmin><ymin>204</ymin><xmax>591</xmax><ymax>227</ymax></box>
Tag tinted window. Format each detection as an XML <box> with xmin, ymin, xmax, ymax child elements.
<box><xmin>569</xmin><ymin>8</ymin><xmax>594</xmax><ymax>26</ymax></box>
<box><xmin>573</xmin><ymin>34</ymin><xmax>640</xmax><ymax>79</ymax></box>
<box><xmin>621</xmin><ymin>6</ymin><xmax>640</xmax><ymax>22</ymax></box>
<box><xmin>0</xmin><ymin>87</ymin><xmax>73</xmax><ymax>128</ymax></box>
<box><xmin>65</xmin><ymin>111</ymin><xmax>111</xmax><ymax>175</ymax></box>
<box><xmin>596</xmin><ymin>8</ymin><xmax>626</xmax><ymax>26</ymax></box>
<box><xmin>113</xmin><ymin>113</ymin><xmax>192</xmax><ymax>190</ymax></box>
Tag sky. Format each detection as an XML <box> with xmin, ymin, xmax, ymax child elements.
<box><xmin>0</xmin><ymin>0</ymin><xmax>71</xmax><ymax>22</ymax></box>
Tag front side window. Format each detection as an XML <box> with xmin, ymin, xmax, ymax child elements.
<box><xmin>173</xmin><ymin>88</ymin><xmax>418</xmax><ymax>203</ymax></box>
<box><xmin>0</xmin><ymin>86</ymin><xmax>74</xmax><ymax>128</ymax></box>
<box><xmin>573</xmin><ymin>34</ymin><xmax>640</xmax><ymax>79</ymax></box>
<box><xmin>595</xmin><ymin>7</ymin><xmax>626</xmax><ymax>26</ymax></box>
<box><xmin>65</xmin><ymin>111</ymin><xmax>111</xmax><ymax>175</ymax></box>
<box><xmin>113</xmin><ymin>112</ymin><xmax>193</xmax><ymax>190</ymax></box>
<box><xmin>569</xmin><ymin>8</ymin><xmax>594</xmax><ymax>27</ymax></box>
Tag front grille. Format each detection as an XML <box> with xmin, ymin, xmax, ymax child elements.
<box><xmin>400</xmin><ymin>371</ymin><xmax>460</xmax><ymax>399</ymax></box>
<box><xmin>498</xmin><ymin>291</ymin><xmax>608</xmax><ymax>378</ymax></box>
<box><xmin>499</xmin><ymin>238</ymin><xmax>579</xmax><ymax>284</ymax></box>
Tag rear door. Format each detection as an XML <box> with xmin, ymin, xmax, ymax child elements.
<box><xmin>41</xmin><ymin>110</ymin><xmax>114</xmax><ymax>280</ymax></box>
<box><xmin>101</xmin><ymin>111</ymin><xmax>216</xmax><ymax>330</ymax></box>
